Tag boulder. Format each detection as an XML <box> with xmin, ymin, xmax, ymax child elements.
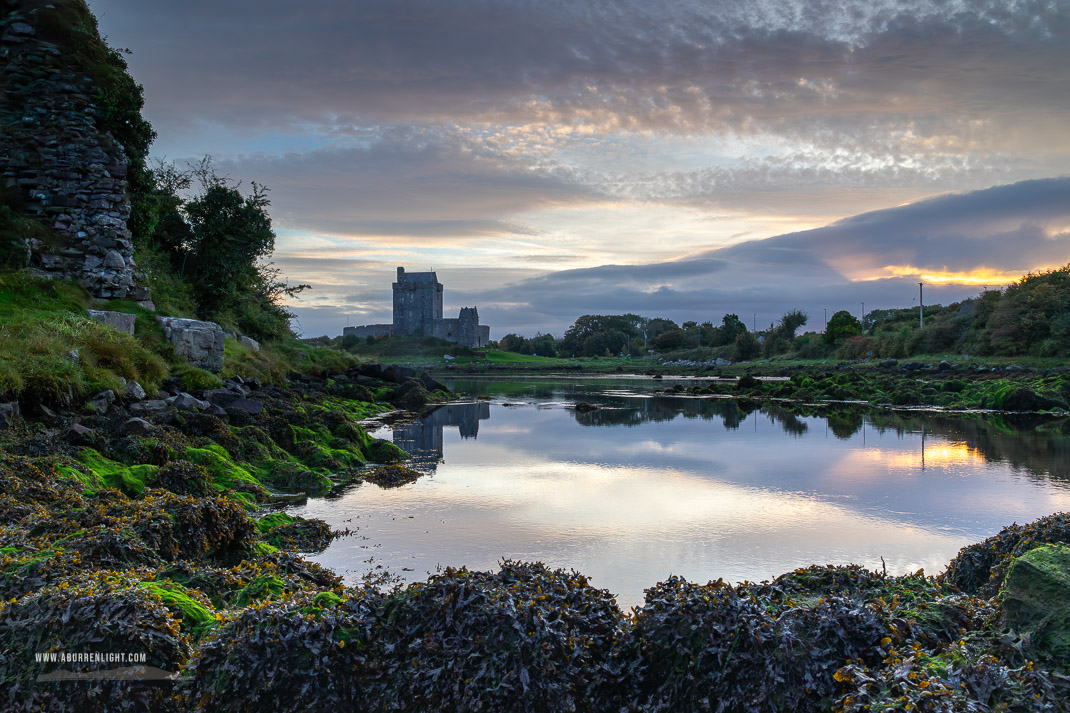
<box><xmin>130</xmin><ymin>400</ymin><xmax>168</xmax><ymax>414</ymax></box>
<box><xmin>121</xmin><ymin>417</ymin><xmax>154</xmax><ymax>435</ymax></box>
<box><xmin>125</xmin><ymin>381</ymin><xmax>146</xmax><ymax>401</ymax></box>
<box><xmin>0</xmin><ymin>402</ymin><xmax>21</xmax><ymax>430</ymax></box>
<box><xmin>64</xmin><ymin>423</ymin><xmax>96</xmax><ymax>445</ymax></box>
<box><xmin>992</xmin><ymin>387</ymin><xmax>1065</xmax><ymax>412</ymax></box>
<box><xmin>225</xmin><ymin>398</ymin><xmax>264</xmax><ymax>415</ymax></box>
<box><xmin>1001</xmin><ymin>544</ymin><xmax>1070</xmax><ymax>665</ymax></box>
<box><xmin>86</xmin><ymin>389</ymin><xmax>115</xmax><ymax>414</ymax></box>
<box><xmin>238</xmin><ymin>335</ymin><xmax>260</xmax><ymax>352</ymax></box>
<box><xmin>87</xmin><ymin>309</ymin><xmax>135</xmax><ymax>335</ymax></box>
<box><xmin>166</xmin><ymin>393</ymin><xmax>209</xmax><ymax>411</ymax></box>
<box><xmin>157</xmin><ymin>317</ymin><xmax>226</xmax><ymax>372</ymax></box>
<box><xmin>205</xmin><ymin>389</ymin><xmax>241</xmax><ymax>408</ymax></box>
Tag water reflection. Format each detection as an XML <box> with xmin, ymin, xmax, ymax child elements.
<box><xmin>391</xmin><ymin>402</ymin><xmax>490</xmax><ymax>465</ymax></box>
<box><xmin>395</xmin><ymin>382</ymin><xmax>1070</xmax><ymax>482</ymax></box>
<box><xmin>295</xmin><ymin>377</ymin><xmax>1070</xmax><ymax>610</ymax></box>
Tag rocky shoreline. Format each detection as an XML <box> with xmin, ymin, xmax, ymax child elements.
<box><xmin>1</xmin><ymin>363</ymin><xmax>1068</xmax><ymax>711</ymax></box>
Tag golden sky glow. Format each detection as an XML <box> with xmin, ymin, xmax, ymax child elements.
<box><xmin>856</xmin><ymin>265</ymin><xmax>1029</xmax><ymax>286</ymax></box>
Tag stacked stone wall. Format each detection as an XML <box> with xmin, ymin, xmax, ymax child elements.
<box><xmin>0</xmin><ymin>15</ymin><xmax>147</xmax><ymax>301</ymax></box>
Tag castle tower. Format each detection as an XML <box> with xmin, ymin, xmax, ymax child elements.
<box><xmin>392</xmin><ymin>266</ymin><xmax>443</xmax><ymax>336</ymax></box>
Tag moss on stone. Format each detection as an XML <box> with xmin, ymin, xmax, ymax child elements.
<box><xmin>1000</xmin><ymin>544</ymin><xmax>1070</xmax><ymax>666</ymax></box>
<box><xmin>140</xmin><ymin>580</ymin><xmax>217</xmax><ymax>638</ymax></box>
<box><xmin>71</xmin><ymin>448</ymin><xmax>159</xmax><ymax>497</ymax></box>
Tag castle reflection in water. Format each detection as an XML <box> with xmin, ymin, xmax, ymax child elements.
<box><xmin>391</xmin><ymin>402</ymin><xmax>491</xmax><ymax>466</ymax></box>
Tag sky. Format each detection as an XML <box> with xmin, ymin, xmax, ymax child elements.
<box><xmin>87</xmin><ymin>0</ymin><xmax>1070</xmax><ymax>337</ymax></box>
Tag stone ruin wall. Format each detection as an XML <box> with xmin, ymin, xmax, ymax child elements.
<box><xmin>0</xmin><ymin>16</ymin><xmax>148</xmax><ymax>302</ymax></box>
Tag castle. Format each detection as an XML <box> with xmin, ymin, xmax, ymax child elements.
<box><xmin>343</xmin><ymin>267</ymin><xmax>490</xmax><ymax>348</ymax></box>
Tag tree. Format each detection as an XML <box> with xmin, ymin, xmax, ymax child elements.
<box><xmin>715</xmin><ymin>313</ymin><xmax>747</xmax><ymax>346</ymax></box>
<box><xmin>824</xmin><ymin>310</ymin><xmax>862</xmax><ymax>347</ymax></box>
<box><xmin>183</xmin><ymin>181</ymin><xmax>276</xmax><ymax>313</ymax></box>
<box><xmin>733</xmin><ymin>330</ymin><xmax>760</xmax><ymax>361</ymax></box>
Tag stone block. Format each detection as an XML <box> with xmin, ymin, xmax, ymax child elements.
<box><xmin>87</xmin><ymin>309</ymin><xmax>135</xmax><ymax>335</ymax></box>
<box><xmin>157</xmin><ymin>317</ymin><xmax>226</xmax><ymax>372</ymax></box>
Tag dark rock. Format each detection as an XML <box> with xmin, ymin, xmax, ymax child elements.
<box><xmin>879</xmin><ymin>359</ymin><xmax>898</xmax><ymax>368</ymax></box>
<box><xmin>226</xmin><ymin>398</ymin><xmax>264</xmax><ymax>415</ymax></box>
<box><xmin>130</xmin><ymin>399</ymin><xmax>168</xmax><ymax>414</ymax></box>
<box><xmin>206</xmin><ymin>404</ymin><xmax>228</xmax><ymax>417</ymax></box>
<box><xmin>206</xmin><ymin>389</ymin><xmax>241</xmax><ymax>407</ymax></box>
<box><xmin>64</xmin><ymin>423</ymin><xmax>96</xmax><ymax>445</ymax></box>
<box><xmin>993</xmin><ymin>387</ymin><xmax>1065</xmax><ymax>412</ymax></box>
<box><xmin>86</xmin><ymin>389</ymin><xmax>115</xmax><ymax>414</ymax></box>
<box><xmin>166</xmin><ymin>393</ymin><xmax>207</xmax><ymax>411</ymax></box>
<box><xmin>0</xmin><ymin>402</ymin><xmax>21</xmax><ymax>429</ymax></box>
<box><xmin>121</xmin><ymin>417</ymin><xmax>153</xmax><ymax>435</ymax></box>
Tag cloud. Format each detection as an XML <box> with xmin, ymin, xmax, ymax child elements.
<box><xmin>447</xmin><ymin>177</ymin><xmax>1070</xmax><ymax>335</ymax></box>
<box><xmin>198</xmin><ymin>128</ymin><xmax>601</xmax><ymax>241</ymax></box>
<box><xmin>92</xmin><ymin>0</ymin><xmax>1070</xmax><ymax>157</ymax></box>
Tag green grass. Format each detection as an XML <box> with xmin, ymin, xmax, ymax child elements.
<box><xmin>0</xmin><ymin>271</ymin><xmax>168</xmax><ymax>404</ymax></box>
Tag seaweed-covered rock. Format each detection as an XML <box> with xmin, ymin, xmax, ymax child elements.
<box><xmin>943</xmin><ymin>512</ymin><xmax>1070</xmax><ymax>596</ymax></box>
<box><xmin>0</xmin><ymin>575</ymin><xmax>189</xmax><ymax>713</ymax></box>
<box><xmin>362</xmin><ymin>463</ymin><xmax>423</xmax><ymax>488</ymax></box>
<box><xmin>130</xmin><ymin>493</ymin><xmax>258</xmax><ymax>561</ymax></box>
<box><xmin>1000</xmin><ymin>544</ymin><xmax>1070</xmax><ymax>666</ymax></box>
<box><xmin>629</xmin><ymin>577</ymin><xmax>781</xmax><ymax>712</ymax></box>
<box><xmin>149</xmin><ymin>460</ymin><xmax>213</xmax><ymax>497</ymax></box>
<box><xmin>375</xmin><ymin>561</ymin><xmax>627</xmax><ymax>713</ymax></box>
<box><xmin>177</xmin><ymin>589</ymin><xmax>384</xmax><ymax>713</ymax></box>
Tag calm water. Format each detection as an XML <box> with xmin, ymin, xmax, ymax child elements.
<box><xmin>293</xmin><ymin>375</ymin><xmax>1070</xmax><ymax>609</ymax></box>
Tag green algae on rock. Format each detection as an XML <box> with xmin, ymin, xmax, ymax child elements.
<box><xmin>1000</xmin><ymin>544</ymin><xmax>1070</xmax><ymax>667</ymax></box>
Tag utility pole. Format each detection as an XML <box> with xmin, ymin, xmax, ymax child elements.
<box><xmin>824</xmin><ymin>308</ymin><xmax>827</xmax><ymax>331</ymax></box>
<box><xmin>919</xmin><ymin>282</ymin><xmax>924</xmax><ymax>329</ymax></box>
<box><xmin>860</xmin><ymin>302</ymin><xmax>865</xmax><ymax>333</ymax></box>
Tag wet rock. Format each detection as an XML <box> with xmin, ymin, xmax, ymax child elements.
<box><xmin>156</xmin><ymin>317</ymin><xmax>226</xmax><ymax>372</ymax></box>
<box><xmin>1001</xmin><ymin>544</ymin><xmax>1070</xmax><ymax>665</ymax></box>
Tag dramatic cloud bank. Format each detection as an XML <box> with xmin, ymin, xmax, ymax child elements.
<box><xmin>87</xmin><ymin>0</ymin><xmax>1070</xmax><ymax>336</ymax></box>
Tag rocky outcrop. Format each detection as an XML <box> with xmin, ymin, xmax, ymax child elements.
<box><xmin>0</xmin><ymin>11</ymin><xmax>149</xmax><ymax>301</ymax></box>
<box><xmin>157</xmin><ymin>317</ymin><xmax>226</xmax><ymax>372</ymax></box>
<box><xmin>1001</xmin><ymin>544</ymin><xmax>1070</xmax><ymax>665</ymax></box>
<box><xmin>87</xmin><ymin>310</ymin><xmax>136</xmax><ymax>335</ymax></box>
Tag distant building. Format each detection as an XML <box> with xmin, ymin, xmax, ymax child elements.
<box><xmin>344</xmin><ymin>267</ymin><xmax>490</xmax><ymax>348</ymax></box>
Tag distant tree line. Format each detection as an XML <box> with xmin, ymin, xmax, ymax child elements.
<box><xmin>493</xmin><ymin>265</ymin><xmax>1070</xmax><ymax>361</ymax></box>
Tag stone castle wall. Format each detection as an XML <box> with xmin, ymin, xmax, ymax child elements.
<box><xmin>343</xmin><ymin>324</ymin><xmax>393</xmax><ymax>339</ymax></box>
<box><xmin>0</xmin><ymin>15</ymin><xmax>147</xmax><ymax>301</ymax></box>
